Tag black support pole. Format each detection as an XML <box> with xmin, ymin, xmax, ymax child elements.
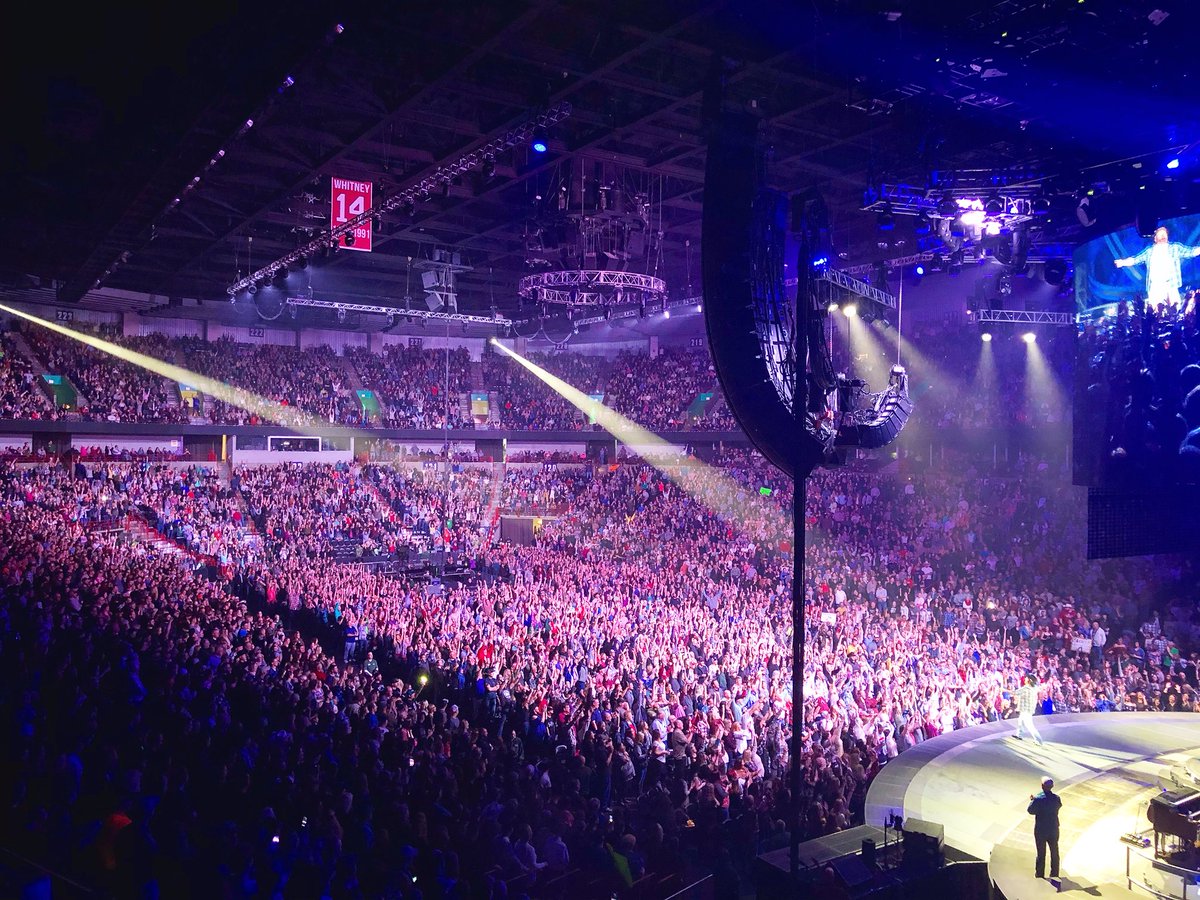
<box><xmin>790</xmin><ymin>472</ymin><xmax>806</xmax><ymax>877</ymax></box>
<box><xmin>790</xmin><ymin>213</ymin><xmax>811</xmax><ymax>879</ymax></box>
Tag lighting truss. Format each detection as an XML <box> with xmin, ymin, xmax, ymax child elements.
<box><xmin>842</xmin><ymin>252</ymin><xmax>933</xmax><ymax>276</ymax></box>
<box><xmin>840</xmin><ymin>242</ymin><xmax>1074</xmax><ymax>276</ymax></box>
<box><xmin>285</xmin><ymin>296</ymin><xmax>512</xmax><ymax>326</ymax></box>
<box><xmin>785</xmin><ymin>268</ymin><xmax>897</xmax><ymax>309</ymax></box>
<box><xmin>861</xmin><ymin>180</ymin><xmax>1044</xmax><ymax>226</ymax></box>
<box><xmin>517</xmin><ymin>270</ymin><xmax>666</xmax><ymax>306</ymax></box>
<box><xmin>227</xmin><ymin>102</ymin><xmax>572</xmax><ymax>296</ymax></box>
<box><xmin>526</xmin><ymin>295</ymin><xmax>702</xmax><ymax>329</ymax></box>
<box><xmin>974</xmin><ymin>309</ymin><xmax>1074</xmax><ymax>325</ymax></box>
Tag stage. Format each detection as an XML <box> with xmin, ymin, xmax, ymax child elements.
<box><xmin>862</xmin><ymin>712</ymin><xmax>1200</xmax><ymax>899</ymax></box>
<box><xmin>757</xmin><ymin>713</ymin><xmax>1200</xmax><ymax>898</ymax></box>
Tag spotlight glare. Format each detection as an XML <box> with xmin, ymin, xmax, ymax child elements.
<box><xmin>828</xmin><ymin>302</ymin><xmax>840</xmax><ymax>313</ymax></box>
<box><xmin>663</xmin><ymin>309</ymin><xmax>670</xmax><ymax>319</ymax></box>
<box><xmin>1022</xmin><ymin>331</ymin><xmax>1036</xmax><ymax>343</ymax></box>
<box><xmin>981</xmin><ymin>332</ymin><xmax>993</xmax><ymax>342</ymax></box>
<box><xmin>1167</xmin><ymin>158</ymin><xmax>1181</xmax><ymax>170</ymax></box>
<box><xmin>531</xmin><ymin>126</ymin><xmax>549</xmax><ymax>153</ymax></box>
<box><xmin>843</xmin><ymin>304</ymin><xmax>858</xmax><ymax>317</ymax></box>
<box><xmin>914</xmin><ymin>265</ymin><xmax>924</xmax><ymax>276</ymax></box>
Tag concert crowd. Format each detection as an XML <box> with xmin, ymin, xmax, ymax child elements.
<box><xmin>2</xmin><ymin>437</ymin><xmax>1196</xmax><ymax>898</ymax></box>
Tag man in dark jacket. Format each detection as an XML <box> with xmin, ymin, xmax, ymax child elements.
<box><xmin>1027</xmin><ymin>776</ymin><xmax>1062</xmax><ymax>879</ymax></box>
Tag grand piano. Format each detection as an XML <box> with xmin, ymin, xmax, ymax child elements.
<box><xmin>1148</xmin><ymin>778</ymin><xmax>1200</xmax><ymax>862</ymax></box>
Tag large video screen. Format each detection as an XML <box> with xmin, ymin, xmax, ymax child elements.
<box><xmin>1073</xmin><ymin>213</ymin><xmax>1200</xmax><ymax>487</ymax></box>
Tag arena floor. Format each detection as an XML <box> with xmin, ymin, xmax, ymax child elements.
<box><xmin>864</xmin><ymin>712</ymin><xmax>1200</xmax><ymax>899</ymax></box>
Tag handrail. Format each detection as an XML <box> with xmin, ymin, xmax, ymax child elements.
<box><xmin>662</xmin><ymin>873</ymin><xmax>714</xmax><ymax>900</ymax></box>
<box><xmin>0</xmin><ymin>844</ymin><xmax>96</xmax><ymax>896</ymax></box>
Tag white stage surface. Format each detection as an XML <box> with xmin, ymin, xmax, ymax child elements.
<box><xmin>863</xmin><ymin>712</ymin><xmax>1200</xmax><ymax>899</ymax></box>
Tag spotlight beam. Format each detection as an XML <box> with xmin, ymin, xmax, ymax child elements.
<box><xmin>0</xmin><ymin>303</ymin><xmax>365</xmax><ymax>438</ymax></box>
<box><xmin>491</xmin><ymin>340</ymin><xmax>788</xmax><ymax>534</ymax></box>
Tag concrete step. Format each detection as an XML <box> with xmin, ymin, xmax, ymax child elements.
<box><xmin>8</xmin><ymin>331</ymin><xmax>92</xmax><ymax>409</ymax></box>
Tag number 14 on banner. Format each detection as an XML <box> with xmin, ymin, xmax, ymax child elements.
<box><xmin>331</xmin><ymin>177</ymin><xmax>373</xmax><ymax>252</ymax></box>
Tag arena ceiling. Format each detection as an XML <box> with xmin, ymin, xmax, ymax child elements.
<box><xmin>2</xmin><ymin>0</ymin><xmax>1196</xmax><ymax>323</ymax></box>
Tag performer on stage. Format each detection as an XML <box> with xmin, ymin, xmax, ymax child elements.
<box><xmin>1028</xmin><ymin>776</ymin><xmax>1062</xmax><ymax>880</ymax></box>
<box><xmin>1115</xmin><ymin>226</ymin><xmax>1200</xmax><ymax>307</ymax></box>
<box><xmin>1014</xmin><ymin>675</ymin><xmax>1045</xmax><ymax>746</ymax></box>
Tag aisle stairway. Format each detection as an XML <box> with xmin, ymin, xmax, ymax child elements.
<box><xmin>9</xmin><ymin>331</ymin><xmax>90</xmax><ymax>409</ymax></box>
<box><xmin>482</xmin><ymin>458</ymin><xmax>506</xmax><ymax>546</ymax></box>
<box><xmin>122</xmin><ymin>516</ymin><xmax>185</xmax><ymax>557</ymax></box>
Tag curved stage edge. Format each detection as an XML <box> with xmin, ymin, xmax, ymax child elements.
<box><xmin>861</xmin><ymin>712</ymin><xmax>1200</xmax><ymax>899</ymax></box>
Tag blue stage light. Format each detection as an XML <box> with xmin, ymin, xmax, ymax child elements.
<box><xmin>915</xmin><ymin>265</ymin><xmax>925</xmax><ymax>276</ymax></box>
<box><xmin>1167</xmin><ymin>158</ymin><xmax>1181</xmax><ymax>170</ymax></box>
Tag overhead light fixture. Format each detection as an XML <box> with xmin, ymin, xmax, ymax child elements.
<box><xmin>531</xmin><ymin>126</ymin><xmax>549</xmax><ymax>153</ymax></box>
<box><xmin>1167</xmin><ymin>158</ymin><xmax>1181</xmax><ymax>170</ymax></box>
<box><xmin>344</xmin><ymin>231</ymin><xmax>355</xmax><ymax>247</ymax></box>
<box><xmin>843</xmin><ymin>304</ymin><xmax>858</xmax><ymax>317</ymax></box>
<box><xmin>914</xmin><ymin>264</ymin><xmax>924</xmax><ymax>276</ymax></box>
<box><xmin>985</xmin><ymin>194</ymin><xmax>1004</xmax><ymax>215</ymax></box>
<box><xmin>981</xmin><ymin>332</ymin><xmax>993</xmax><ymax>342</ymax></box>
<box><xmin>828</xmin><ymin>302</ymin><xmax>839</xmax><ymax>312</ymax></box>
<box><xmin>1022</xmin><ymin>331</ymin><xmax>1036</xmax><ymax>344</ymax></box>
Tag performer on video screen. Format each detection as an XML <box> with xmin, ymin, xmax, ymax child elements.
<box><xmin>1115</xmin><ymin>226</ymin><xmax>1200</xmax><ymax>307</ymax></box>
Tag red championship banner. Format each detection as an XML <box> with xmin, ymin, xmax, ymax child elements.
<box><xmin>330</xmin><ymin>177</ymin><xmax>373</xmax><ymax>252</ymax></box>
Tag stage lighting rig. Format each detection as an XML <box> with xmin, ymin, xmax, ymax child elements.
<box><xmin>518</xmin><ymin>161</ymin><xmax>666</xmax><ymax>312</ymax></box>
<box><xmin>226</xmin><ymin>103</ymin><xmax>571</xmax><ymax>297</ymax></box>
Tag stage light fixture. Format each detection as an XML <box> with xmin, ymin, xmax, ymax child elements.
<box><xmin>981</xmin><ymin>332</ymin><xmax>992</xmax><ymax>342</ymax></box>
<box><xmin>344</xmin><ymin>231</ymin><xmax>355</xmax><ymax>247</ymax></box>
<box><xmin>531</xmin><ymin>126</ymin><xmax>549</xmax><ymax>153</ymax></box>
<box><xmin>1167</xmin><ymin>158</ymin><xmax>1181</xmax><ymax>170</ymax></box>
<box><xmin>844</xmin><ymin>304</ymin><xmax>858</xmax><ymax>317</ymax></box>
<box><xmin>914</xmin><ymin>264</ymin><xmax>924</xmax><ymax>276</ymax></box>
<box><xmin>1022</xmin><ymin>331</ymin><xmax>1036</xmax><ymax>343</ymax></box>
<box><xmin>828</xmin><ymin>302</ymin><xmax>840</xmax><ymax>312</ymax></box>
<box><xmin>985</xmin><ymin>194</ymin><xmax>1004</xmax><ymax>215</ymax></box>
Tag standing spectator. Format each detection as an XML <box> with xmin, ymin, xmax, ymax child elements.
<box><xmin>1091</xmin><ymin>620</ymin><xmax>1107</xmax><ymax>670</ymax></box>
